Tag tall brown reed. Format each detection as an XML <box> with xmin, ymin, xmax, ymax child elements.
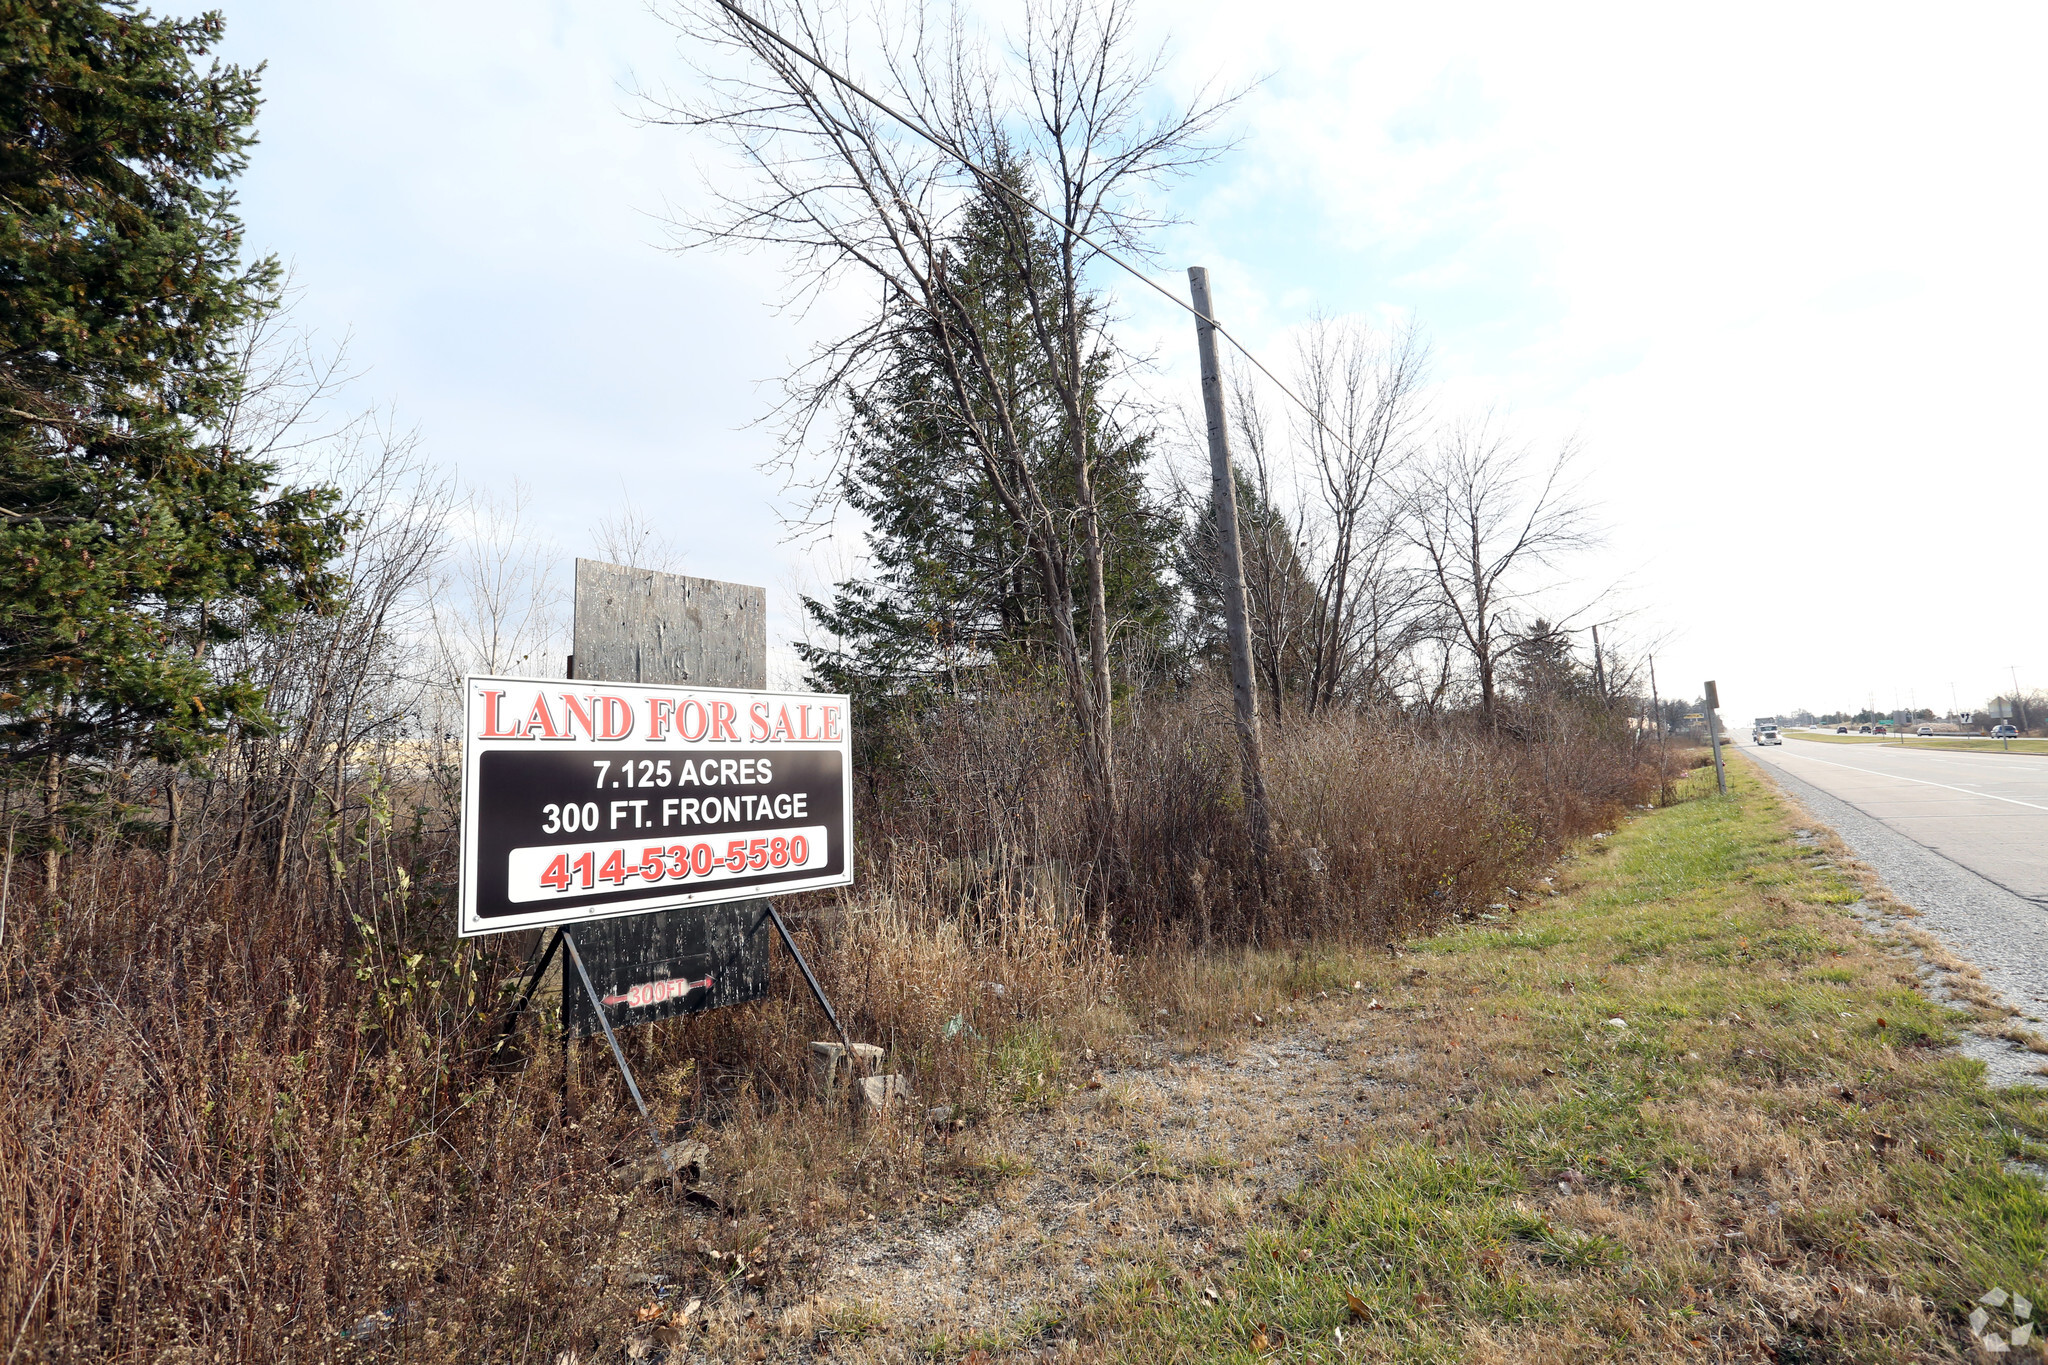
<box><xmin>0</xmin><ymin>689</ymin><xmax>1657</xmax><ymax>1361</ymax></box>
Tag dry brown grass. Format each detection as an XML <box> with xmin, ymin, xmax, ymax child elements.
<box><xmin>1083</xmin><ymin>763</ymin><xmax>2048</xmax><ymax>1363</ymax></box>
<box><xmin>0</xmin><ymin>698</ymin><xmax>1661</xmax><ymax>1361</ymax></box>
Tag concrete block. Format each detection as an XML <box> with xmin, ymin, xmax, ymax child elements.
<box><xmin>807</xmin><ymin>1041</ymin><xmax>884</xmax><ymax>1102</ymax></box>
<box><xmin>859</xmin><ymin>1074</ymin><xmax>911</xmax><ymax>1109</ymax></box>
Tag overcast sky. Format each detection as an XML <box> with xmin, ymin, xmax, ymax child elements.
<box><xmin>213</xmin><ymin>0</ymin><xmax>2047</xmax><ymax>722</ymax></box>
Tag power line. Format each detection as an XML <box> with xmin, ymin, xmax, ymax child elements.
<box><xmin>709</xmin><ymin>0</ymin><xmax>1339</xmax><ymax>442</ymax></box>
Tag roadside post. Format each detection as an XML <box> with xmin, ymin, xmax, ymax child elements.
<box><xmin>470</xmin><ymin>561</ymin><xmax>860</xmax><ymax>1163</ymax></box>
<box><xmin>1704</xmin><ymin>679</ymin><xmax>1728</xmax><ymax>796</ymax></box>
<box><xmin>1649</xmin><ymin>654</ymin><xmax>1669</xmax><ymax>804</ymax></box>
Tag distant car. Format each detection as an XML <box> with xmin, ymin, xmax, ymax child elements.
<box><xmin>1993</xmin><ymin>724</ymin><xmax>2019</xmax><ymax>738</ymax></box>
<box><xmin>1757</xmin><ymin>725</ymin><xmax>1782</xmax><ymax>746</ymax></box>
<box><xmin>1858</xmin><ymin>725</ymin><xmax>1871</xmax><ymax>734</ymax></box>
<box><xmin>1873</xmin><ymin>726</ymin><xmax>1887</xmax><ymax>735</ymax></box>
<box><xmin>1837</xmin><ymin>726</ymin><xmax>1849</xmax><ymax>733</ymax></box>
<box><xmin>1916</xmin><ymin>725</ymin><xmax>1933</xmax><ymax>737</ymax></box>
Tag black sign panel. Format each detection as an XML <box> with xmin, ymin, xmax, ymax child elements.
<box><xmin>459</xmin><ymin>677</ymin><xmax>853</xmax><ymax>936</ymax></box>
<box><xmin>558</xmin><ymin>900</ymin><xmax>771</xmax><ymax>1039</ymax></box>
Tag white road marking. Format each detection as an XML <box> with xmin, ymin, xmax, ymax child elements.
<box><xmin>1767</xmin><ymin>749</ymin><xmax>2048</xmax><ymax>813</ymax></box>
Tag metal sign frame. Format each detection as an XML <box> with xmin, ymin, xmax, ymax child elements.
<box><xmin>458</xmin><ymin>674</ymin><xmax>854</xmax><ymax>938</ymax></box>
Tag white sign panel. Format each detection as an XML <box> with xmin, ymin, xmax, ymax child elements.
<box><xmin>458</xmin><ymin>675</ymin><xmax>853</xmax><ymax>937</ymax></box>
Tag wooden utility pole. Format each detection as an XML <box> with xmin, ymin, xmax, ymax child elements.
<box><xmin>1188</xmin><ymin>267</ymin><xmax>1273</xmax><ymax>866</ymax></box>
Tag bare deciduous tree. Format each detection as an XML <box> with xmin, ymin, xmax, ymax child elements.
<box><xmin>180</xmin><ymin>302</ymin><xmax>453</xmax><ymax>900</ymax></box>
<box><xmin>1401</xmin><ymin>417</ymin><xmax>1595</xmax><ymax>723</ymax></box>
<box><xmin>643</xmin><ymin>0</ymin><xmax>1236</xmax><ymax>858</ymax></box>
<box><xmin>429</xmin><ymin>482</ymin><xmax>566</xmax><ymax>685</ymax></box>
<box><xmin>591</xmin><ymin>494</ymin><xmax>687</xmax><ymax>575</ymax></box>
<box><xmin>1184</xmin><ymin>319</ymin><xmax>1430</xmax><ymax>719</ymax></box>
<box><xmin>1291</xmin><ymin>318</ymin><xmax>1430</xmax><ymax>712</ymax></box>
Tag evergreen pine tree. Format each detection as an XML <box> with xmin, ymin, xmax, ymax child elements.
<box><xmin>1177</xmin><ymin>467</ymin><xmax>1320</xmax><ymax>714</ymax></box>
<box><xmin>0</xmin><ymin>3</ymin><xmax>346</xmax><ymax>873</ymax></box>
<box><xmin>799</xmin><ymin>167</ymin><xmax>1174</xmax><ymax>718</ymax></box>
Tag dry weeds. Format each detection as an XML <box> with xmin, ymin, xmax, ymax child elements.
<box><xmin>586</xmin><ymin>762</ymin><xmax>2048</xmax><ymax>1364</ymax></box>
<box><xmin>0</xmin><ymin>706</ymin><xmax>1664</xmax><ymax>1361</ymax></box>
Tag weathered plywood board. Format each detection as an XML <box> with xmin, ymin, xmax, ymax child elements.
<box><xmin>572</xmin><ymin>559</ymin><xmax>766</xmax><ymax>688</ymax></box>
<box><xmin>550</xmin><ymin>561</ymin><xmax>774</xmax><ymax>1037</ymax></box>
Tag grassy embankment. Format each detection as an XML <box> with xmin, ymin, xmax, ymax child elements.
<box><xmin>1789</xmin><ymin>731</ymin><xmax>2048</xmax><ymax>756</ymax></box>
<box><xmin>1092</xmin><ymin>763</ymin><xmax>2048</xmax><ymax>1362</ymax></box>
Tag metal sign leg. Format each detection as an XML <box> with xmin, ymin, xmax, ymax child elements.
<box><xmin>490</xmin><ymin>928</ymin><xmax>563</xmax><ymax>1057</ymax></box>
<box><xmin>763</xmin><ymin>900</ymin><xmax>866</xmax><ymax>1084</ymax></box>
<box><xmin>560</xmin><ymin>929</ymin><xmax>678</xmax><ymax>1181</ymax></box>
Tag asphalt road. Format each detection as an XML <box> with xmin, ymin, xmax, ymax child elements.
<box><xmin>1739</xmin><ymin>736</ymin><xmax>2048</xmax><ymax>1084</ymax></box>
<box><xmin>1748</xmin><ymin>735</ymin><xmax>2048</xmax><ymax>904</ymax></box>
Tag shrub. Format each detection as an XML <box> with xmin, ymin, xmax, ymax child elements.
<box><xmin>0</xmin><ymin>687</ymin><xmax>1659</xmax><ymax>1359</ymax></box>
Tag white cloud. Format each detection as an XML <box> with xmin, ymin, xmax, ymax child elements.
<box><xmin>216</xmin><ymin>0</ymin><xmax>2048</xmax><ymax>717</ymax></box>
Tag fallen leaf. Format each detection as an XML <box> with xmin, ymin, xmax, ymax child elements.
<box><xmin>1344</xmin><ymin>1288</ymin><xmax>1371</xmax><ymax>1321</ymax></box>
<box><xmin>1249</xmin><ymin>1325</ymin><xmax>1271</xmax><ymax>1352</ymax></box>
<box><xmin>654</xmin><ymin>1324</ymin><xmax>683</xmax><ymax>1347</ymax></box>
<box><xmin>1202</xmin><ymin>1285</ymin><xmax>1220</xmax><ymax>1304</ymax></box>
<box><xmin>637</xmin><ymin>1301</ymin><xmax>666</xmax><ymax>1323</ymax></box>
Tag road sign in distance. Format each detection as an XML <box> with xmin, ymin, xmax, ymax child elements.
<box><xmin>459</xmin><ymin>676</ymin><xmax>853</xmax><ymax>937</ymax></box>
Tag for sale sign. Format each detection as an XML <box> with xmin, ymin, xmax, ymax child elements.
<box><xmin>458</xmin><ymin>676</ymin><xmax>853</xmax><ymax>937</ymax></box>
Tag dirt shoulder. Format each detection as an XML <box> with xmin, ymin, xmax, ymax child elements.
<box><xmin>611</xmin><ymin>764</ymin><xmax>2048</xmax><ymax>1364</ymax></box>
